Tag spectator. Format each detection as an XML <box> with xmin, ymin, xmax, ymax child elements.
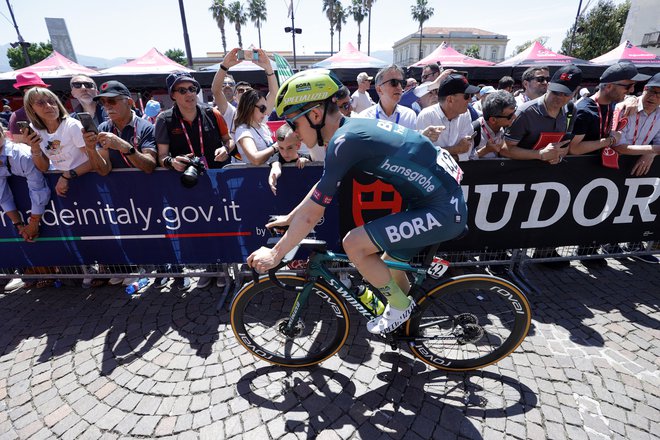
<box><xmin>412</xmin><ymin>81</ymin><xmax>440</xmax><ymax>113</ymax></box>
<box><xmin>475</xmin><ymin>90</ymin><xmax>517</xmax><ymax>158</ymax></box>
<box><xmin>351</xmin><ymin>72</ymin><xmax>375</xmax><ymax>113</ymax></box>
<box><xmin>569</xmin><ymin>62</ymin><xmax>650</xmax><ymax>156</ymax></box>
<box><xmin>401</xmin><ymin>63</ymin><xmax>442</xmax><ymax>111</ymax></box>
<box><xmin>473</xmin><ymin>86</ymin><xmax>496</xmax><ymax>116</ymax></box>
<box><xmin>0</xmin><ymin>105</ymin><xmax>12</xmax><ymax>126</ymax></box>
<box><xmin>416</xmin><ymin>72</ymin><xmax>480</xmax><ymax>161</ymax></box>
<box><xmin>268</xmin><ymin>125</ymin><xmax>310</xmax><ymax>195</ymax></box>
<box><xmin>211</xmin><ymin>47</ymin><xmax>253</xmax><ymax>132</ymax></box>
<box><xmin>576</xmin><ymin>87</ymin><xmax>591</xmax><ymax>104</ymax></box>
<box><xmin>515</xmin><ymin>66</ymin><xmax>550</xmax><ymax>105</ymax></box>
<box><xmin>358</xmin><ymin>65</ymin><xmax>417</xmax><ymax>130</ymax></box>
<box><xmin>501</xmin><ymin>65</ymin><xmax>582</xmax><ymax>164</ymax></box>
<box><xmin>335</xmin><ymin>86</ymin><xmax>356</xmax><ymax>118</ymax></box>
<box><xmin>90</xmin><ymin>81</ymin><xmax>158</xmax><ymax>174</ymax></box>
<box><xmin>68</xmin><ymin>74</ymin><xmax>107</xmax><ymax>125</ymax></box>
<box><xmin>143</xmin><ymin>99</ymin><xmax>161</xmax><ymax>124</ymax></box>
<box><xmin>498</xmin><ymin>76</ymin><xmax>514</xmax><ymax>93</ymax></box>
<box><xmin>222</xmin><ymin>74</ymin><xmax>237</xmax><ymax>106</ymax></box>
<box><xmin>228</xmin><ymin>51</ymin><xmax>279</xmax><ymax>166</ymax></box>
<box><xmin>8</xmin><ymin>72</ymin><xmax>49</xmax><ymax>144</ymax></box>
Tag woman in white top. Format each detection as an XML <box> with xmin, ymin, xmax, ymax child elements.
<box><xmin>227</xmin><ymin>49</ymin><xmax>279</xmax><ymax>165</ymax></box>
<box><xmin>22</xmin><ymin>87</ymin><xmax>104</xmax><ymax>197</ymax></box>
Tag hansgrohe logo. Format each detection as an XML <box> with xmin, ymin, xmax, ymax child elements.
<box><xmin>380</xmin><ymin>159</ymin><xmax>436</xmax><ymax>193</ymax></box>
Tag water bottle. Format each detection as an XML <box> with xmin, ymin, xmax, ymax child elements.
<box><xmin>356</xmin><ymin>285</ymin><xmax>385</xmax><ymax>315</ymax></box>
<box><xmin>54</xmin><ymin>279</ymin><xmax>62</xmax><ymax>289</ymax></box>
<box><xmin>125</xmin><ymin>277</ymin><xmax>149</xmax><ymax>295</ymax></box>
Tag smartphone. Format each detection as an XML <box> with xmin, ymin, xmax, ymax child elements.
<box><xmin>78</xmin><ymin>112</ymin><xmax>98</xmax><ymax>134</ymax></box>
<box><xmin>252</xmin><ymin>50</ymin><xmax>259</xmax><ymax>61</ymax></box>
<box><xmin>561</xmin><ymin>132</ymin><xmax>574</xmax><ymax>142</ymax></box>
<box><xmin>17</xmin><ymin>121</ymin><xmax>34</xmax><ymax>136</ymax></box>
<box><xmin>237</xmin><ymin>50</ymin><xmax>245</xmax><ymax>61</ymax></box>
<box><xmin>469</xmin><ymin>130</ymin><xmax>479</xmax><ymax>139</ymax></box>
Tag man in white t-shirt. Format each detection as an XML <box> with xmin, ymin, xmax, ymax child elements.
<box><xmin>357</xmin><ymin>65</ymin><xmax>417</xmax><ymax>130</ymax></box>
<box><xmin>351</xmin><ymin>72</ymin><xmax>375</xmax><ymax>113</ymax></box>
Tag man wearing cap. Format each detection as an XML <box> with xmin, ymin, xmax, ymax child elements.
<box><xmin>475</xmin><ymin>91</ymin><xmax>517</xmax><ymax>158</ymax></box>
<box><xmin>412</xmin><ymin>81</ymin><xmax>439</xmax><ymax>113</ymax></box>
<box><xmin>351</xmin><ymin>72</ymin><xmax>375</xmax><ymax>113</ymax></box>
<box><xmin>416</xmin><ymin>73</ymin><xmax>480</xmax><ymax>161</ymax></box>
<box><xmin>502</xmin><ymin>65</ymin><xmax>583</xmax><ymax>164</ymax></box>
<box><xmin>473</xmin><ymin>86</ymin><xmax>496</xmax><ymax>116</ymax></box>
<box><xmin>358</xmin><ymin>65</ymin><xmax>417</xmax><ymax>130</ymax></box>
<box><xmin>83</xmin><ymin>81</ymin><xmax>157</xmax><ymax>174</ymax></box>
<box><xmin>8</xmin><ymin>72</ymin><xmax>49</xmax><ymax>143</ymax></box>
<box><xmin>515</xmin><ymin>66</ymin><xmax>551</xmax><ymax>106</ymax></box>
<box><xmin>569</xmin><ymin>62</ymin><xmax>650</xmax><ymax>156</ymax></box>
<box><xmin>69</xmin><ymin>75</ymin><xmax>107</xmax><ymax>126</ymax></box>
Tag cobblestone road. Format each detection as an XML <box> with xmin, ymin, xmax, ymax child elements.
<box><xmin>1</xmin><ymin>257</ymin><xmax>658</xmax><ymax>439</ymax></box>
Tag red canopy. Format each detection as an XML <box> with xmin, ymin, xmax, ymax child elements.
<box><xmin>410</xmin><ymin>42</ymin><xmax>496</xmax><ymax>67</ymax></box>
<box><xmin>99</xmin><ymin>48</ymin><xmax>194</xmax><ymax>75</ymax></box>
<box><xmin>590</xmin><ymin>40</ymin><xmax>660</xmax><ymax>66</ymax></box>
<box><xmin>312</xmin><ymin>42</ymin><xmax>389</xmax><ymax>69</ymax></box>
<box><xmin>496</xmin><ymin>41</ymin><xmax>590</xmax><ymax>67</ymax></box>
<box><xmin>0</xmin><ymin>51</ymin><xmax>97</xmax><ymax>79</ymax></box>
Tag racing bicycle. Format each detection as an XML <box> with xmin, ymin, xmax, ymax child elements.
<box><xmin>230</xmin><ymin>230</ymin><xmax>532</xmax><ymax>371</ymax></box>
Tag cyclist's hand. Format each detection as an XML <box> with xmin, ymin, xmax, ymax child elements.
<box><xmin>247</xmin><ymin>246</ymin><xmax>280</xmax><ymax>273</ymax></box>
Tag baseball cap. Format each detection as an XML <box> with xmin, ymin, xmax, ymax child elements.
<box><xmin>479</xmin><ymin>86</ymin><xmax>496</xmax><ymax>97</ymax></box>
<box><xmin>93</xmin><ymin>81</ymin><xmax>132</xmax><ymax>100</ymax></box>
<box><xmin>599</xmin><ymin>62</ymin><xmax>650</xmax><ymax>83</ymax></box>
<box><xmin>547</xmin><ymin>65</ymin><xmax>583</xmax><ymax>95</ymax></box>
<box><xmin>144</xmin><ymin>100</ymin><xmax>161</xmax><ymax>117</ymax></box>
<box><xmin>645</xmin><ymin>72</ymin><xmax>660</xmax><ymax>88</ymax></box>
<box><xmin>166</xmin><ymin>72</ymin><xmax>201</xmax><ymax>95</ymax></box>
<box><xmin>413</xmin><ymin>81</ymin><xmax>434</xmax><ymax>98</ymax></box>
<box><xmin>436</xmin><ymin>74</ymin><xmax>480</xmax><ymax>97</ymax></box>
<box><xmin>357</xmin><ymin>72</ymin><xmax>373</xmax><ymax>83</ymax></box>
<box><xmin>13</xmin><ymin>72</ymin><xmax>49</xmax><ymax>90</ymax></box>
<box><xmin>579</xmin><ymin>87</ymin><xmax>590</xmax><ymax>97</ymax></box>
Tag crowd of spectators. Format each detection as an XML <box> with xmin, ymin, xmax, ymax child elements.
<box><xmin>1</xmin><ymin>51</ymin><xmax>659</xmax><ymax>291</ymax></box>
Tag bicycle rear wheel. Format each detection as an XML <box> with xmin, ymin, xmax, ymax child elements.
<box><xmin>230</xmin><ymin>274</ymin><xmax>350</xmax><ymax>367</ymax></box>
<box><xmin>406</xmin><ymin>275</ymin><xmax>531</xmax><ymax>371</ymax></box>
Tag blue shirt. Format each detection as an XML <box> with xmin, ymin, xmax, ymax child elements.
<box><xmin>0</xmin><ymin>140</ymin><xmax>51</xmax><ymax>215</ymax></box>
<box><xmin>98</xmin><ymin>113</ymin><xmax>156</xmax><ymax>169</ymax></box>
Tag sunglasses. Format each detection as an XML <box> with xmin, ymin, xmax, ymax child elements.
<box><xmin>100</xmin><ymin>97</ymin><xmax>126</xmax><ymax>106</ymax></box>
<box><xmin>421</xmin><ymin>73</ymin><xmax>435</xmax><ymax>81</ymax></box>
<box><xmin>379</xmin><ymin>78</ymin><xmax>406</xmax><ymax>88</ymax></box>
<box><xmin>32</xmin><ymin>98</ymin><xmax>58</xmax><ymax>107</ymax></box>
<box><xmin>285</xmin><ymin>104</ymin><xmax>321</xmax><ymax>130</ymax></box>
<box><xmin>338</xmin><ymin>102</ymin><xmax>351</xmax><ymax>110</ymax></box>
<box><xmin>71</xmin><ymin>81</ymin><xmax>96</xmax><ymax>89</ymax></box>
<box><xmin>236</xmin><ymin>87</ymin><xmax>250</xmax><ymax>94</ymax></box>
<box><xmin>550</xmin><ymin>90</ymin><xmax>574</xmax><ymax>98</ymax></box>
<box><xmin>493</xmin><ymin>112</ymin><xmax>516</xmax><ymax>120</ymax></box>
<box><xmin>531</xmin><ymin>76</ymin><xmax>551</xmax><ymax>83</ymax></box>
<box><xmin>456</xmin><ymin>93</ymin><xmax>473</xmax><ymax>100</ymax></box>
<box><xmin>256</xmin><ymin>104</ymin><xmax>268</xmax><ymax>113</ymax></box>
<box><xmin>223</xmin><ymin>82</ymin><xmax>236</xmax><ymax>87</ymax></box>
<box><xmin>175</xmin><ymin>86</ymin><xmax>198</xmax><ymax>95</ymax></box>
<box><xmin>612</xmin><ymin>82</ymin><xmax>635</xmax><ymax>90</ymax></box>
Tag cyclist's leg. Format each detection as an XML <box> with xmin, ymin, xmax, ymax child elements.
<box><xmin>383</xmin><ymin>253</ymin><xmax>411</xmax><ymax>294</ymax></box>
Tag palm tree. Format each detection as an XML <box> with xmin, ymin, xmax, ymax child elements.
<box><xmin>349</xmin><ymin>0</ymin><xmax>366</xmax><ymax>51</ymax></box>
<box><xmin>209</xmin><ymin>0</ymin><xmax>229</xmax><ymax>55</ymax></box>
<box><xmin>364</xmin><ymin>0</ymin><xmax>376</xmax><ymax>55</ymax></box>
<box><xmin>226</xmin><ymin>1</ymin><xmax>248</xmax><ymax>48</ymax></box>
<box><xmin>247</xmin><ymin>0</ymin><xmax>267</xmax><ymax>49</ymax></box>
<box><xmin>334</xmin><ymin>2</ymin><xmax>348</xmax><ymax>51</ymax></box>
<box><xmin>410</xmin><ymin>0</ymin><xmax>434</xmax><ymax>61</ymax></box>
<box><xmin>322</xmin><ymin>0</ymin><xmax>339</xmax><ymax>55</ymax></box>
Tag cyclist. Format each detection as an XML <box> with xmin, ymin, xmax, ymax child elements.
<box><xmin>247</xmin><ymin>69</ymin><xmax>468</xmax><ymax>334</ymax></box>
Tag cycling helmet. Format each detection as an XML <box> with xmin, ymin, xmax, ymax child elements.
<box><xmin>275</xmin><ymin>68</ymin><xmax>343</xmax><ymax>117</ymax></box>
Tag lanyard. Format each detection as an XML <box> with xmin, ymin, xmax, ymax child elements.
<box><xmin>632</xmin><ymin>110</ymin><xmax>658</xmax><ymax>145</ymax></box>
<box><xmin>112</xmin><ymin>116</ymin><xmax>138</xmax><ymax>168</ymax></box>
<box><xmin>480</xmin><ymin>120</ymin><xmax>496</xmax><ymax>144</ymax></box>
<box><xmin>594</xmin><ymin>98</ymin><xmax>612</xmax><ymax>139</ymax></box>
<box><xmin>376</xmin><ymin>107</ymin><xmax>400</xmax><ymax>124</ymax></box>
<box><xmin>178</xmin><ymin>112</ymin><xmax>208</xmax><ymax>168</ymax></box>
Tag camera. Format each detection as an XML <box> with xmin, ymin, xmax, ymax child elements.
<box><xmin>181</xmin><ymin>156</ymin><xmax>206</xmax><ymax>188</ymax></box>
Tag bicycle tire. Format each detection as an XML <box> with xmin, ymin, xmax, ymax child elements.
<box><xmin>230</xmin><ymin>274</ymin><xmax>351</xmax><ymax>367</ymax></box>
<box><xmin>405</xmin><ymin>275</ymin><xmax>531</xmax><ymax>371</ymax></box>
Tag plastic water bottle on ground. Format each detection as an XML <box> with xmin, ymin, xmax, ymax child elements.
<box><xmin>125</xmin><ymin>277</ymin><xmax>149</xmax><ymax>295</ymax></box>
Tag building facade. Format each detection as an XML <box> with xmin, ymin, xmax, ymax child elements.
<box><xmin>620</xmin><ymin>0</ymin><xmax>660</xmax><ymax>55</ymax></box>
<box><xmin>393</xmin><ymin>27</ymin><xmax>508</xmax><ymax>66</ymax></box>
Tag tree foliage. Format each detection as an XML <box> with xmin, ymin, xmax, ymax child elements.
<box><xmin>334</xmin><ymin>2</ymin><xmax>348</xmax><ymax>50</ymax></box>
<box><xmin>209</xmin><ymin>0</ymin><xmax>229</xmax><ymax>55</ymax></box>
<box><xmin>464</xmin><ymin>45</ymin><xmax>481</xmax><ymax>59</ymax></box>
<box><xmin>512</xmin><ymin>36</ymin><xmax>549</xmax><ymax>55</ymax></box>
<box><xmin>560</xmin><ymin>0</ymin><xmax>630</xmax><ymax>59</ymax></box>
<box><xmin>165</xmin><ymin>48</ymin><xmax>187</xmax><ymax>66</ymax></box>
<box><xmin>7</xmin><ymin>42</ymin><xmax>53</xmax><ymax>70</ymax></box>
<box><xmin>349</xmin><ymin>0</ymin><xmax>366</xmax><ymax>51</ymax></box>
<box><xmin>322</xmin><ymin>0</ymin><xmax>340</xmax><ymax>54</ymax></box>
<box><xmin>226</xmin><ymin>1</ymin><xmax>248</xmax><ymax>48</ymax></box>
<box><xmin>410</xmin><ymin>0</ymin><xmax>434</xmax><ymax>60</ymax></box>
<box><xmin>247</xmin><ymin>0</ymin><xmax>267</xmax><ymax>49</ymax></box>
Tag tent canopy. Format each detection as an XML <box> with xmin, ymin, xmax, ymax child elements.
<box><xmin>99</xmin><ymin>48</ymin><xmax>194</xmax><ymax>75</ymax></box>
<box><xmin>590</xmin><ymin>40</ymin><xmax>660</xmax><ymax>66</ymax></box>
<box><xmin>410</xmin><ymin>42</ymin><xmax>496</xmax><ymax>68</ymax></box>
<box><xmin>0</xmin><ymin>51</ymin><xmax>97</xmax><ymax>80</ymax></box>
<box><xmin>312</xmin><ymin>42</ymin><xmax>389</xmax><ymax>69</ymax></box>
<box><xmin>497</xmin><ymin>41</ymin><xmax>590</xmax><ymax>67</ymax></box>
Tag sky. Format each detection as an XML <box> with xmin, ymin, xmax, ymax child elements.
<box><xmin>0</xmin><ymin>0</ymin><xmax>629</xmax><ymax>65</ymax></box>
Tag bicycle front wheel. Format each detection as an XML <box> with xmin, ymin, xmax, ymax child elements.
<box><xmin>406</xmin><ymin>275</ymin><xmax>531</xmax><ymax>371</ymax></box>
<box><xmin>230</xmin><ymin>274</ymin><xmax>350</xmax><ymax>367</ymax></box>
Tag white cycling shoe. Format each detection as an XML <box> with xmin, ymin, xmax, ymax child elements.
<box><xmin>366</xmin><ymin>297</ymin><xmax>415</xmax><ymax>334</ymax></box>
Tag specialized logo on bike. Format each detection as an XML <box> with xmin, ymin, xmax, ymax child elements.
<box><xmin>379</xmin><ymin>159</ymin><xmax>436</xmax><ymax>193</ymax></box>
<box><xmin>385</xmin><ymin>213</ymin><xmax>442</xmax><ymax>243</ymax></box>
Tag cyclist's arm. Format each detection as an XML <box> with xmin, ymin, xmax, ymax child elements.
<box><xmin>266</xmin><ymin>182</ymin><xmax>319</xmax><ymax>228</ymax></box>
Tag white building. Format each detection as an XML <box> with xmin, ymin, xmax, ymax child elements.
<box><xmin>620</xmin><ymin>0</ymin><xmax>660</xmax><ymax>55</ymax></box>
<box><xmin>393</xmin><ymin>27</ymin><xmax>508</xmax><ymax>66</ymax></box>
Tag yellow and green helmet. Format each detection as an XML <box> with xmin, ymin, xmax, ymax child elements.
<box><xmin>275</xmin><ymin>68</ymin><xmax>343</xmax><ymax>117</ymax></box>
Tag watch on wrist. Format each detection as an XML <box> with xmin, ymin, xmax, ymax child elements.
<box><xmin>125</xmin><ymin>146</ymin><xmax>136</xmax><ymax>156</ymax></box>
<box><xmin>68</xmin><ymin>169</ymin><xmax>78</xmax><ymax>179</ymax></box>
<box><xmin>220</xmin><ymin>64</ymin><xmax>229</xmax><ymax>72</ymax></box>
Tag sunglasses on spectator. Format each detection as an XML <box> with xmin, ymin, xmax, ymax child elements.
<box><xmin>550</xmin><ymin>90</ymin><xmax>574</xmax><ymax>98</ymax></box>
<box><xmin>175</xmin><ymin>86</ymin><xmax>198</xmax><ymax>95</ymax></box>
<box><xmin>32</xmin><ymin>98</ymin><xmax>58</xmax><ymax>107</ymax></box>
<box><xmin>612</xmin><ymin>82</ymin><xmax>634</xmax><ymax>90</ymax></box>
<box><xmin>71</xmin><ymin>81</ymin><xmax>96</xmax><ymax>89</ymax></box>
<box><xmin>236</xmin><ymin>87</ymin><xmax>250</xmax><ymax>93</ymax></box>
<box><xmin>100</xmin><ymin>97</ymin><xmax>126</xmax><ymax>106</ymax></box>
<box><xmin>421</xmin><ymin>73</ymin><xmax>434</xmax><ymax>81</ymax></box>
<box><xmin>456</xmin><ymin>93</ymin><xmax>473</xmax><ymax>100</ymax></box>
<box><xmin>379</xmin><ymin>78</ymin><xmax>406</xmax><ymax>88</ymax></box>
<box><xmin>493</xmin><ymin>112</ymin><xmax>516</xmax><ymax>120</ymax></box>
<box><xmin>285</xmin><ymin>104</ymin><xmax>321</xmax><ymax>130</ymax></box>
<box><xmin>338</xmin><ymin>102</ymin><xmax>351</xmax><ymax>110</ymax></box>
<box><xmin>256</xmin><ymin>104</ymin><xmax>268</xmax><ymax>113</ymax></box>
<box><xmin>531</xmin><ymin>76</ymin><xmax>551</xmax><ymax>83</ymax></box>
<box><xmin>223</xmin><ymin>82</ymin><xmax>235</xmax><ymax>87</ymax></box>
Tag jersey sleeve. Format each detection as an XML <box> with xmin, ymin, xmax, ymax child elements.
<box><xmin>311</xmin><ymin>130</ymin><xmax>362</xmax><ymax>207</ymax></box>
